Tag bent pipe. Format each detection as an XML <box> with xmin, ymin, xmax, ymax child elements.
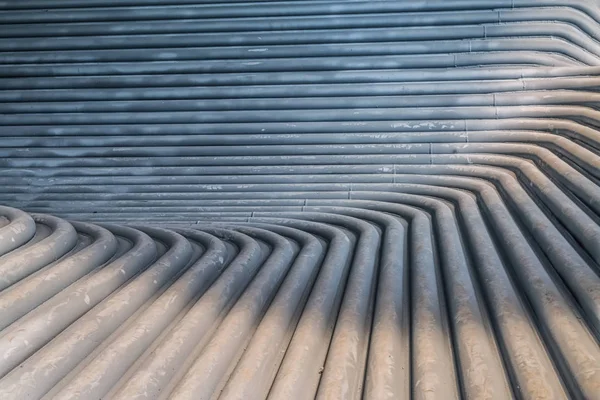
<box><xmin>0</xmin><ymin>214</ymin><xmax>77</xmax><ymax>292</ymax></box>
<box><xmin>2</xmin><ymin>23</ymin><xmax>600</xmax><ymax>59</ymax></box>
<box><xmin>66</xmin><ymin>173</ymin><xmax>600</xmax><ymax>341</ymax></box>
<box><xmin>50</xmin><ymin>226</ymin><xmax>287</xmax><ymax>400</ymax></box>
<box><xmin>295</xmin><ymin>200</ymin><xmax>568</xmax><ymax>400</ymax></box>
<box><xmin>171</xmin><ymin>223</ymin><xmax>325</xmax><ymax>400</ymax></box>
<box><xmin>6</xmin><ymin>227</ymin><xmax>261</xmax><ymax>399</ymax></box>
<box><xmin>11</xmin><ymin>154</ymin><xmax>597</xmax><ymax>252</ymax></box>
<box><xmin>4</xmin><ymin>69</ymin><xmax>600</xmax><ymax>92</ymax></box>
<box><xmin>196</xmin><ymin>190</ymin><xmax>600</xmax><ymax>398</ymax></box>
<box><xmin>1</xmin><ymin>0</ymin><xmax>599</xmax><ymax>24</ymax></box>
<box><xmin>164</xmin><ymin>227</ymin><xmax>300</xmax><ymax>400</ymax></box>
<box><xmin>12</xmin><ymin>72</ymin><xmax>600</xmax><ymax>99</ymax></box>
<box><xmin>72</xmin><ymin>161</ymin><xmax>600</xmax><ymax>291</ymax></box>
<box><xmin>1</xmin><ymin>38</ymin><xmax>592</xmax><ymax>65</ymax></box>
<box><xmin>173</xmin><ymin>189</ymin><xmax>596</xmax><ymax>398</ymax></box>
<box><xmin>0</xmin><ymin>224</ymin><xmax>159</xmax><ymax>379</ymax></box>
<box><xmin>0</xmin><ymin>206</ymin><xmax>35</xmax><ymax>256</ymax></box>
<box><xmin>2</xmin><ymin>140</ymin><xmax>597</xmax><ymax>191</ymax></box>
<box><xmin>0</xmin><ymin>53</ymin><xmax>584</xmax><ymax>87</ymax></box>
<box><xmin>6</xmin><ymin>104</ymin><xmax>600</xmax><ymax>126</ymax></box>
<box><xmin>0</xmin><ymin>6</ymin><xmax>598</xmax><ymax>39</ymax></box>
<box><xmin>0</xmin><ymin>220</ymin><xmax>118</xmax><ymax>331</ymax></box>
<box><xmin>200</xmin><ymin>195</ymin><xmax>594</xmax><ymax>396</ymax></box>
<box><xmin>3</xmin><ymin>117</ymin><xmax>599</xmax><ymax>154</ymax></box>
<box><xmin>5</xmin><ymin>90</ymin><xmax>600</xmax><ymax>114</ymax></box>
<box><xmin>69</xmin><ymin>184</ymin><xmax>596</xmax><ymax>396</ymax></box>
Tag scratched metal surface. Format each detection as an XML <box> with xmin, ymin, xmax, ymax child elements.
<box><xmin>0</xmin><ymin>1</ymin><xmax>600</xmax><ymax>399</ymax></box>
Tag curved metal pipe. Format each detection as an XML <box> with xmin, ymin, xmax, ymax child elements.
<box><xmin>0</xmin><ymin>221</ymin><xmax>118</xmax><ymax>331</ymax></box>
<box><xmin>0</xmin><ymin>206</ymin><xmax>35</xmax><ymax>256</ymax></box>
<box><xmin>0</xmin><ymin>214</ymin><xmax>77</xmax><ymax>292</ymax></box>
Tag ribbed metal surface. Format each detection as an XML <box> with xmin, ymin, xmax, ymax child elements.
<box><xmin>1</xmin><ymin>1</ymin><xmax>600</xmax><ymax>399</ymax></box>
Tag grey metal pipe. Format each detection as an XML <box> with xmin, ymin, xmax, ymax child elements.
<box><xmin>1</xmin><ymin>0</ymin><xmax>598</xmax><ymax>24</ymax></box>
<box><xmin>164</xmin><ymin>227</ymin><xmax>298</xmax><ymax>400</ymax></box>
<box><xmin>0</xmin><ymin>7</ymin><xmax>596</xmax><ymax>40</ymax></box>
<box><xmin>0</xmin><ymin>214</ymin><xmax>77</xmax><ymax>292</ymax></box>
<box><xmin>57</xmin><ymin>228</ymin><xmax>265</xmax><ymax>400</ymax></box>
<box><xmin>0</xmin><ymin>224</ymin><xmax>157</xmax><ymax>380</ymax></box>
<box><xmin>194</xmin><ymin>223</ymin><xmax>325</xmax><ymax>400</ymax></box>
<box><xmin>0</xmin><ymin>221</ymin><xmax>118</xmax><ymax>331</ymax></box>
<box><xmin>0</xmin><ymin>206</ymin><xmax>35</xmax><ymax>256</ymax></box>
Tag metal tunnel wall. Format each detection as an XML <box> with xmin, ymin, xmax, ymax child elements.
<box><xmin>0</xmin><ymin>1</ymin><xmax>600</xmax><ymax>399</ymax></box>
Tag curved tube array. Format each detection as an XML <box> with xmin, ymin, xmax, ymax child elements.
<box><xmin>1</xmin><ymin>0</ymin><xmax>600</xmax><ymax>399</ymax></box>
